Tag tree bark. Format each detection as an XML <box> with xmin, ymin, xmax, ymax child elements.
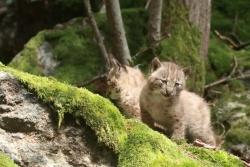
<box><xmin>83</xmin><ymin>0</ymin><xmax>110</xmax><ymax>71</ymax></box>
<box><xmin>183</xmin><ymin>0</ymin><xmax>211</xmax><ymax>58</ymax></box>
<box><xmin>104</xmin><ymin>0</ymin><xmax>132</xmax><ymax>65</ymax></box>
<box><xmin>147</xmin><ymin>0</ymin><xmax>163</xmax><ymax>47</ymax></box>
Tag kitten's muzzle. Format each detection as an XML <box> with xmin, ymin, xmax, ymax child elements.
<box><xmin>161</xmin><ymin>89</ymin><xmax>176</xmax><ymax>97</ymax></box>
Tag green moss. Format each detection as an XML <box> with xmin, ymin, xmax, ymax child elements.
<box><xmin>184</xmin><ymin>145</ymin><xmax>243</xmax><ymax>167</ymax></box>
<box><xmin>9</xmin><ymin>31</ymin><xmax>46</xmax><ymax>75</ymax></box>
<box><xmin>208</xmin><ymin>37</ymin><xmax>233</xmax><ymax>77</ymax></box>
<box><xmin>0</xmin><ymin>65</ymin><xmax>244</xmax><ymax>166</ymax></box>
<box><xmin>0</xmin><ymin>151</ymin><xmax>18</xmax><ymax>167</ymax></box>
<box><xmin>119</xmin><ymin>120</ymin><xmax>201</xmax><ymax>167</ymax></box>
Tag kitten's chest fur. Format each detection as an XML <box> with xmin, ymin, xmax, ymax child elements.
<box><xmin>141</xmin><ymin>87</ymin><xmax>181</xmax><ymax>126</ymax></box>
<box><xmin>108</xmin><ymin>66</ymin><xmax>146</xmax><ymax>118</ymax></box>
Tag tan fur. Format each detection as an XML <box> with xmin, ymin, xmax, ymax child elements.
<box><xmin>107</xmin><ymin>65</ymin><xmax>146</xmax><ymax>119</ymax></box>
<box><xmin>140</xmin><ymin>58</ymin><xmax>216</xmax><ymax>145</ymax></box>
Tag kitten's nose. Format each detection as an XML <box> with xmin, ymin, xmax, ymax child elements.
<box><xmin>166</xmin><ymin>87</ymin><xmax>174</xmax><ymax>96</ymax></box>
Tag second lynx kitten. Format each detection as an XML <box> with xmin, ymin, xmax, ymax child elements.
<box><xmin>140</xmin><ymin>57</ymin><xmax>216</xmax><ymax>145</ymax></box>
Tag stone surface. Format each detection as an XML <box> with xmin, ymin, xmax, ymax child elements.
<box><xmin>0</xmin><ymin>72</ymin><xmax>116</xmax><ymax>167</ymax></box>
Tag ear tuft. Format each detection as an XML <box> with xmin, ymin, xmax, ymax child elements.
<box><xmin>150</xmin><ymin>57</ymin><xmax>161</xmax><ymax>72</ymax></box>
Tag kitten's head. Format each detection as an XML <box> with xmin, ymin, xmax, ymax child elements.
<box><xmin>147</xmin><ymin>57</ymin><xmax>186</xmax><ymax>97</ymax></box>
<box><xmin>106</xmin><ymin>58</ymin><xmax>123</xmax><ymax>99</ymax></box>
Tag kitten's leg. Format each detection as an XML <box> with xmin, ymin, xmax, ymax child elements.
<box><xmin>141</xmin><ymin>108</ymin><xmax>154</xmax><ymax>129</ymax></box>
<box><xmin>170</xmin><ymin>120</ymin><xmax>185</xmax><ymax>140</ymax></box>
<box><xmin>199</xmin><ymin>128</ymin><xmax>216</xmax><ymax>146</ymax></box>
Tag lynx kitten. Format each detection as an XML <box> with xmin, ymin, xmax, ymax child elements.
<box><xmin>140</xmin><ymin>57</ymin><xmax>216</xmax><ymax>145</ymax></box>
<box><xmin>106</xmin><ymin>59</ymin><xmax>146</xmax><ymax>118</ymax></box>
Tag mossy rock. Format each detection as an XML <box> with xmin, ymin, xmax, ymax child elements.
<box><xmin>9</xmin><ymin>9</ymin><xmax>147</xmax><ymax>91</ymax></box>
<box><xmin>0</xmin><ymin>65</ymin><xmax>244</xmax><ymax>167</ymax></box>
<box><xmin>0</xmin><ymin>151</ymin><xmax>18</xmax><ymax>167</ymax></box>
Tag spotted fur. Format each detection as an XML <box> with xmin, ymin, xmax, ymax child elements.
<box><xmin>140</xmin><ymin>57</ymin><xmax>216</xmax><ymax>145</ymax></box>
<box><xmin>106</xmin><ymin>60</ymin><xmax>146</xmax><ymax>119</ymax></box>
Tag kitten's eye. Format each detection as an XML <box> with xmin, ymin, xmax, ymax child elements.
<box><xmin>160</xmin><ymin>79</ymin><xmax>168</xmax><ymax>84</ymax></box>
<box><xmin>175</xmin><ymin>82</ymin><xmax>182</xmax><ymax>87</ymax></box>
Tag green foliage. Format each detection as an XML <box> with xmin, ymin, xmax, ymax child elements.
<box><xmin>0</xmin><ymin>65</ymin><xmax>244</xmax><ymax>166</ymax></box>
<box><xmin>208</xmin><ymin>37</ymin><xmax>233</xmax><ymax>77</ymax></box>
<box><xmin>206</xmin><ymin>36</ymin><xmax>250</xmax><ymax>85</ymax></box>
<box><xmin>120</xmin><ymin>0</ymin><xmax>146</xmax><ymax>9</ymax></box>
<box><xmin>0</xmin><ymin>152</ymin><xmax>18</xmax><ymax>167</ymax></box>
<box><xmin>212</xmin><ymin>0</ymin><xmax>250</xmax><ymax>40</ymax></box>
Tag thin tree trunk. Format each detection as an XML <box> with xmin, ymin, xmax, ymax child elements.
<box><xmin>147</xmin><ymin>0</ymin><xmax>163</xmax><ymax>47</ymax></box>
<box><xmin>83</xmin><ymin>0</ymin><xmax>110</xmax><ymax>71</ymax></box>
<box><xmin>183</xmin><ymin>0</ymin><xmax>211</xmax><ymax>58</ymax></box>
<box><xmin>104</xmin><ymin>0</ymin><xmax>132</xmax><ymax>65</ymax></box>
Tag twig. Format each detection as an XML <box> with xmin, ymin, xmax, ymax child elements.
<box><xmin>133</xmin><ymin>33</ymin><xmax>170</xmax><ymax>60</ymax></box>
<box><xmin>83</xmin><ymin>0</ymin><xmax>111</xmax><ymax>71</ymax></box>
<box><xmin>243</xmin><ymin>160</ymin><xmax>250</xmax><ymax>167</ymax></box>
<box><xmin>78</xmin><ymin>73</ymin><xmax>107</xmax><ymax>87</ymax></box>
<box><xmin>145</xmin><ymin>0</ymin><xmax>152</xmax><ymax>10</ymax></box>
<box><xmin>229</xmin><ymin>56</ymin><xmax>238</xmax><ymax>76</ymax></box>
<box><xmin>193</xmin><ymin>139</ymin><xmax>216</xmax><ymax>150</ymax></box>
<box><xmin>0</xmin><ymin>6</ymin><xmax>7</xmax><ymax>16</ymax></box>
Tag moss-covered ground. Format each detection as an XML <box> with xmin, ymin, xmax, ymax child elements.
<box><xmin>0</xmin><ymin>65</ymin><xmax>244</xmax><ymax>166</ymax></box>
<box><xmin>0</xmin><ymin>151</ymin><xmax>18</xmax><ymax>167</ymax></box>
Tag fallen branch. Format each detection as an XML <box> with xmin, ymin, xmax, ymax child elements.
<box><xmin>193</xmin><ymin>139</ymin><xmax>216</xmax><ymax>150</ymax></box>
<box><xmin>215</xmin><ymin>30</ymin><xmax>250</xmax><ymax>50</ymax></box>
<box><xmin>78</xmin><ymin>73</ymin><xmax>107</xmax><ymax>87</ymax></box>
<box><xmin>83</xmin><ymin>0</ymin><xmax>111</xmax><ymax>71</ymax></box>
<box><xmin>205</xmin><ymin>57</ymin><xmax>250</xmax><ymax>89</ymax></box>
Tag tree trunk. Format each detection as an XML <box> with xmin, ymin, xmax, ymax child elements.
<box><xmin>104</xmin><ymin>0</ymin><xmax>132</xmax><ymax>65</ymax></box>
<box><xmin>83</xmin><ymin>0</ymin><xmax>110</xmax><ymax>71</ymax></box>
<box><xmin>147</xmin><ymin>0</ymin><xmax>163</xmax><ymax>47</ymax></box>
<box><xmin>183</xmin><ymin>0</ymin><xmax>211</xmax><ymax>58</ymax></box>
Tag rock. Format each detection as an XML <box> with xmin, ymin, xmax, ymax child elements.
<box><xmin>229</xmin><ymin>144</ymin><xmax>250</xmax><ymax>162</ymax></box>
<box><xmin>37</xmin><ymin>42</ymin><xmax>59</xmax><ymax>75</ymax></box>
<box><xmin>0</xmin><ymin>72</ymin><xmax>116</xmax><ymax>167</ymax></box>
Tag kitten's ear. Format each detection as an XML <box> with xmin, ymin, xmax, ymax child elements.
<box><xmin>150</xmin><ymin>57</ymin><xmax>161</xmax><ymax>72</ymax></box>
<box><xmin>108</xmin><ymin>57</ymin><xmax>121</xmax><ymax>77</ymax></box>
<box><xmin>182</xmin><ymin>67</ymin><xmax>191</xmax><ymax>80</ymax></box>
